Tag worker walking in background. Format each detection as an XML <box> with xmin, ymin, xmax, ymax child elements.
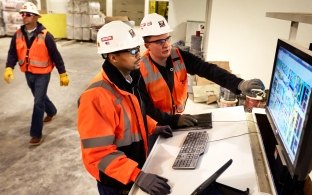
<box><xmin>2</xmin><ymin>2</ymin><xmax>69</xmax><ymax>146</ymax></box>
<box><xmin>138</xmin><ymin>13</ymin><xmax>265</xmax><ymax>129</ymax></box>
<box><xmin>77</xmin><ymin>21</ymin><xmax>172</xmax><ymax>195</ymax></box>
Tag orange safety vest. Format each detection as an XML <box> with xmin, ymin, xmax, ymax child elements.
<box><xmin>16</xmin><ymin>29</ymin><xmax>54</xmax><ymax>74</ymax></box>
<box><xmin>140</xmin><ymin>48</ymin><xmax>188</xmax><ymax>114</ymax></box>
<box><xmin>77</xmin><ymin>70</ymin><xmax>157</xmax><ymax>183</ymax></box>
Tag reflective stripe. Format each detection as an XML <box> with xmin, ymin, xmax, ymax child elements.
<box><xmin>18</xmin><ymin>60</ymin><xmax>24</xmax><ymax>65</ymax></box>
<box><xmin>98</xmin><ymin>151</ymin><xmax>125</xmax><ymax>171</ymax></box>
<box><xmin>171</xmin><ymin>49</ymin><xmax>179</xmax><ymax>59</ymax></box>
<box><xmin>87</xmin><ymin>80</ymin><xmax>122</xmax><ymax>106</ymax></box>
<box><xmin>82</xmin><ymin>135</ymin><xmax>115</xmax><ymax>148</ymax></box>
<box><xmin>171</xmin><ymin>49</ymin><xmax>186</xmax><ymax>73</ymax></box>
<box><xmin>176</xmin><ymin>105</ymin><xmax>184</xmax><ymax>112</ymax></box>
<box><xmin>29</xmin><ymin>60</ymin><xmax>49</xmax><ymax>67</ymax></box>
<box><xmin>85</xmin><ymin>78</ymin><xmax>142</xmax><ymax>147</ymax></box>
<box><xmin>16</xmin><ymin>31</ymin><xmax>23</xmax><ymax>38</ymax></box>
<box><xmin>37</xmin><ymin>33</ymin><xmax>45</xmax><ymax>40</ymax></box>
<box><xmin>141</xmin><ymin>56</ymin><xmax>162</xmax><ymax>84</ymax></box>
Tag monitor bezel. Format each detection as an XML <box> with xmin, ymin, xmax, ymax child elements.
<box><xmin>265</xmin><ymin>39</ymin><xmax>312</xmax><ymax>181</ymax></box>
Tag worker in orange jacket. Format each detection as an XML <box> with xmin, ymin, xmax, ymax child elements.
<box><xmin>77</xmin><ymin>21</ymin><xmax>172</xmax><ymax>195</ymax></box>
<box><xmin>138</xmin><ymin>13</ymin><xmax>265</xmax><ymax>128</ymax></box>
<box><xmin>3</xmin><ymin>2</ymin><xmax>69</xmax><ymax>146</ymax></box>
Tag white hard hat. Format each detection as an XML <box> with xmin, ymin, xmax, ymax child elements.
<box><xmin>19</xmin><ymin>2</ymin><xmax>40</xmax><ymax>16</ymax></box>
<box><xmin>140</xmin><ymin>13</ymin><xmax>172</xmax><ymax>37</ymax></box>
<box><xmin>97</xmin><ymin>21</ymin><xmax>144</xmax><ymax>54</ymax></box>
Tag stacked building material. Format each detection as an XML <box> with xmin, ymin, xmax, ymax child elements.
<box><xmin>67</xmin><ymin>0</ymin><xmax>104</xmax><ymax>41</ymax></box>
<box><xmin>1</xmin><ymin>0</ymin><xmax>26</xmax><ymax>36</ymax></box>
<box><xmin>0</xmin><ymin>1</ymin><xmax>5</xmax><ymax>36</ymax></box>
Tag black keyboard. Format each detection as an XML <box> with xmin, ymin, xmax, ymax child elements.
<box><xmin>172</xmin><ymin>131</ymin><xmax>209</xmax><ymax>169</ymax></box>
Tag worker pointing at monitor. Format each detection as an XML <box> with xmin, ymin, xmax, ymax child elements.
<box><xmin>138</xmin><ymin>13</ymin><xmax>265</xmax><ymax>130</ymax></box>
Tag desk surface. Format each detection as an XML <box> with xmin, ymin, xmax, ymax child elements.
<box><xmin>130</xmin><ymin>105</ymin><xmax>260</xmax><ymax>195</ymax></box>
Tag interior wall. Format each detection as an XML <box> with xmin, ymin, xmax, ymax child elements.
<box><xmin>168</xmin><ymin>0</ymin><xmax>206</xmax><ymax>44</ymax></box>
<box><xmin>207</xmin><ymin>0</ymin><xmax>312</xmax><ymax>87</ymax></box>
<box><xmin>167</xmin><ymin>0</ymin><xmax>312</xmax><ymax>87</ymax></box>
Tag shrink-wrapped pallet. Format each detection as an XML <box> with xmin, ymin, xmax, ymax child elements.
<box><xmin>67</xmin><ymin>13</ymin><xmax>74</xmax><ymax>26</ymax></box>
<box><xmin>74</xmin><ymin>26</ymin><xmax>82</xmax><ymax>40</ymax></box>
<box><xmin>73</xmin><ymin>0</ymin><xmax>81</xmax><ymax>13</ymax></box>
<box><xmin>90</xmin><ymin>27</ymin><xmax>97</xmax><ymax>41</ymax></box>
<box><xmin>66</xmin><ymin>25</ymin><xmax>74</xmax><ymax>39</ymax></box>
<box><xmin>80</xmin><ymin>1</ymin><xmax>100</xmax><ymax>14</ymax></box>
<box><xmin>81</xmin><ymin>14</ymin><xmax>90</xmax><ymax>27</ymax></box>
<box><xmin>73</xmin><ymin>13</ymin><xmax>82</xmax><ymax>27</ymax></box>
<box><xmin>5</xmin><ymin>23</ymin><xmax>21</xmax><ymax>36</ymax></box>
<box><xmin>82</xmin><ymin>27</ymin><xmax>90</xmax><ymax>41</ymax></box>
<box><xmin>0</xmin><ymin>27</ymin><xmax>5</xmax><ymax>36</ymax></box>
<box><xmin>2</xmin><ymin>0</ymin><xmax>26</xmax><ymax>11</ymax></box>
<box><xmin>67</xmin><ymin>0</ymin><xmax>74</xmax><ymax>13</ymax></box>
<box><xmin>90</xmin><ymin>13</ymin><xmax>105</xmax><ymax>27</ymax></box>
<box><xmin>3</xmin><ymin>10</ymin><xmax>23</xmax><ymax>24</ymax></box>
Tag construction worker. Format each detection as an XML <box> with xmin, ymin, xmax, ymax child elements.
<box><xmin>138</xmin><ymin>13</ymin><xmax>265</xmax><ymax>128</ymax></box>
<box><xmin>3</xmin><ymin>2</ymin><xmax>69</xmax><ymax>146</ymax></box>
<box><xmin>77</xmin><ymin>21</ymin><xmax>172</xmax><ymax>195</ymax></box>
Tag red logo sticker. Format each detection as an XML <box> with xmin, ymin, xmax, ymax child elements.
<box><xmin>101</xmin><ymin>36</ymin><xmax>113</xmax><ymax>42</ymax></box>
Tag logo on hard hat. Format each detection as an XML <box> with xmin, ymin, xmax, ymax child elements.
<box><xmin>101</xmin><ymin>36</ymin><xmax>113</xmax><ymax>42</ymax></box>
<box><xmin>158</xmin><ymin>20</ymin><xmax>165</xmax><ymax>28</ymax></box>
<box><xmin>140</xmin><ymin>23</ymin><xmax>146</xmax><ymax>29</ymax></box>
<box><xmin>129</xmin><ymin>29</ymin><xmax>135</xmax><ymax>38</ymax></box>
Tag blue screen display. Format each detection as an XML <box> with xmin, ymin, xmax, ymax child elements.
<box><xmin>268</xmin><ymin>45</ymin><xmax>312</xmax><ymax>164</ymax></box>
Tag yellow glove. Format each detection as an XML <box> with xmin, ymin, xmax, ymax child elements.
<box><xmin>3</xmin><ymin>67</ymin><xmax>14</xmax><ymax>84</ymax></box>
<box><xmin>59</xmin><ymin>72</ymin><xmax>69</xmax><ymax>86</ymax></box>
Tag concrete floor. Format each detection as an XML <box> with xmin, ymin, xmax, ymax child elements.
<box><xmin>0</xmin><ymin>37</ymin><xmax>104</xmax><ymax>195</ymax></box>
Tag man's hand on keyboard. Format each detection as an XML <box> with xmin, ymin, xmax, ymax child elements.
<box><xmin>135</xmin><ymin>171</ymin><xmax>171</xmax><ymax>195</ymax></box>
<box><xmin>154</xmin><ymin>125</ymin><xmax>173</xmax><ymax>138</ymax></box>
<box><xmin>177</xmin><ymin>114</ymin><xmax>198</xmax><ymax>127</ymax></box>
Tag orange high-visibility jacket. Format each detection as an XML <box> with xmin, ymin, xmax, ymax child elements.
<box><xmin>77</xmin><ymin>70</ymin><xmax>157</xmax><ymax>184</ymax></box>
<box><xmin>140</xmin><ymin>48</ymin><xmax>188</xmax><ymax>114</ymax></box>
<box><xmin>16</xmin><ymin>29</ymin><xmax>54</xmax><ymax>74</ymax></box>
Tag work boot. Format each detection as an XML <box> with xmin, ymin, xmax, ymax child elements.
<box><xmin>43</xmin><ymin>115</ymin><xmax>55</xmax><ymax>122</ymax></box>
<box><xmin>29</xmin><ymin>136</ymin><xmax>43</xmax><ymax>146</ymax></box>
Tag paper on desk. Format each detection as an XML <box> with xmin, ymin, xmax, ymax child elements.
<box><xmin>192</xmin><ymin>84</ymin><xmax>219</xmax><ymax>103</ymax></box>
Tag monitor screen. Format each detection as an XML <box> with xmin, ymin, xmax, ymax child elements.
<box><xmin>266</xmin><ymin>39</ymin><xmax>312</xmax><ymax>181</ymax></box>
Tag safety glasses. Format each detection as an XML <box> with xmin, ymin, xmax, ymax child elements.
<box><xmin>115</xmin><ymin>46</ymin><xmax>140</xmax><ymax>56</ymax></box>
<box><xmin>146</xmin><ymin>36</ymin><xmax>171</xmax><ymax>45</ymax></box>
<box><xmin>20</xmin><ymin>13</ymin><xmax>35</xmax><ymax>17</ymax></box>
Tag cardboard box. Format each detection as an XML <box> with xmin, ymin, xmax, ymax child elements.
<box><xmin>191</xmin><ymin>61</ymin><xmax>231</xmax><ymax>104</ymax></box>
<box><xmin>192</xmin><ymin>84</ymin><xmax>219</xmax><ymax>104</ymax></box>
<box><xmin>105</xmin><ymin>16</ymin><xmax>129</xmax><ymax>23</ymax></box>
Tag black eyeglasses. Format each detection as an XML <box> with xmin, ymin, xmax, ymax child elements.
<box><xmin>146</xmin><ymin>36</ymin><xmax>171</xmax><ymax>45</ymax></box>
<box><xmin>21</xmin><ymin>13</ymin><xmax>35</xmax><ymax>17</ymax></box>
<box><xmin>114</xmin><ymin>46</ymin><xmax>140</xmax><ymax>55</ymax></box>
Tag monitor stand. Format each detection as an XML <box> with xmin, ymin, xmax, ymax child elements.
<box><xmin>255</xmin><ymin>113</ymin><xmax>305</xmax><ymax>195</ymax></box>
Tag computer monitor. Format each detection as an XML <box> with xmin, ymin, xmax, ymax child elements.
<box><xmin>266</xmin><ymin>39</ymin><xmax>312</xmax><ymax>181</ymax></box>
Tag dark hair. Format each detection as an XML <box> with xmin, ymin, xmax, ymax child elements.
<box><xmin>143</xmin><ymin>36</ymin><xmax>151</xmax><ymax>43</ymax></box>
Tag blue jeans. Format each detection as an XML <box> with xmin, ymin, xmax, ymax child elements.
<box><xmin>25</xmin><ymin>72</ymin><xmax>57</xmax><ymax>138</ymax></box>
